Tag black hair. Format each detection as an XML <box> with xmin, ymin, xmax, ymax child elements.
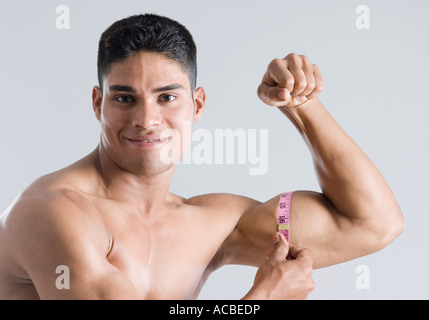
<box><xmin>97</xmin><ymin>14</ymin><xmax>197</xmax><ymax>92</ymax></box>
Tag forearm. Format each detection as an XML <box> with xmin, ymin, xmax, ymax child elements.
<box><xmin>279</xmin><ymin>98</ymin><xmax>401</xmax><ymax>220</ymax></box>
<box><xmin>241</xmin><ymin>287</ymin><xmax>267</xmax><ymax>300</ymax></box>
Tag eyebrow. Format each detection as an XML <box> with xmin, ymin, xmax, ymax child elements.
<box><xmin>153</xmin><ymin>84</ymin><xmax>185</xmax><ymax>93</ymax></box>
<box><xmin>108</xmin><ymin>84</ymin><xmax>185</xmax><ymax>94</ymax></box>
<box><xmin>108</xmin><ymin>85</ymin><xmax>136</xmax><ymax>93</ymax></box>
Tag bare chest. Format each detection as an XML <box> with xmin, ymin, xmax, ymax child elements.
<box><xmin>101</xmin><ymin>206</ymin><xmax>232</xmax><ymax>299</ymax></box>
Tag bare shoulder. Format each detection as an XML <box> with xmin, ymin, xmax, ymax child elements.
<box><xmin>0</xmin><ymin>174</ymin><xmax>109</xmax><ymax>279</ymax></box>
<box><xmin>1</xmin><ymin>150</ymin><xmax>103</xmax><ymax>233</ymax></box>
<box><xmin>2</xmin><ymin>169</ymin><xmax>96</xmax><ymax>225</ymax></box>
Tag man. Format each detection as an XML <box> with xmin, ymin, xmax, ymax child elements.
<box><xmin>0</xmin><ymin>14</ymin><xmax>404</xmax><ymax>300</ymax></box>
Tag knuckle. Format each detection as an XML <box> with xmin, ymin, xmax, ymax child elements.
<box><xmin>286</xmin><ymin>52</ymin><xmax>298</xmax><ymax>61</ymax></box>
<box><xmin>289</xmin><ymin>53</ymin><xmax>305</xmax><ymax>66</ymax></box>
<box><xmin>314</xmin><ymin>85</ymin><xmax>324</xmax><ymax>94</ymax></box>
<box><xmin>306</xmin><ymin>279</ymin><xmax>316</xmax><ymax>292</ymax></box>
<box><xmin>270</xmin><ymin>58</ymin><xmax>282</xmax><ymax>68</ymax></box>
<box><xmin>306</xmin><ymin>81</ymin><xmax>316</xmax><ymax>91</ymax></box>
<box><xmin>257</xmin><ymin>83</ymin><xmax>265</xmax><ymax>97</ymax></box>
<box><xmin>300</xmin><ymin>55</ymin><xmax>310</xmax><ymax>64</ymax></box>
<box><xmin>295</xmin><ymin>80</ymin><xmax>307</xmax><ymax>90</ymax></box>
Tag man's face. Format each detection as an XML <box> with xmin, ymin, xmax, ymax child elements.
<box><xmin>92</xmin><ymin>51</ymin><xmax>205</xmax><ymax>176</ymax></box>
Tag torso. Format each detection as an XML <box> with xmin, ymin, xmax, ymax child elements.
<box><xmin>0</xmin><ymin>152</ymin><xmax>256</xmax><ymax>300</ymax></box>
<box><xmin>94</xmin><ymin>193</ymin><xmax>236</xmax><ymax>299</ymax></box>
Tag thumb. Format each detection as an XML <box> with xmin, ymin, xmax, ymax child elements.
<box><xmin>270</xmin><ymin>232</ymin><xmax>290</xmax><ymax>261</ymax></box>
<box><xmin>257</xmin><ymin>82</ymin><xmax>291</xmax><ymax>107</ymax></box>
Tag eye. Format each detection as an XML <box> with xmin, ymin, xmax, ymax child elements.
<box><xmin>159</xmin><ymin>94</ymin><xmax>177</xmax><ymax>103</ymax></box>
<box><xmin>114</xmin><ymin>95</ymin><xmax>135</xmax><ymax>103</ymax></box>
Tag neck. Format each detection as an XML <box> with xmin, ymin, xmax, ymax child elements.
<box><xmin>93</xmin><ymin>144</ymin><xmax>176</xmax><ymax>216</ymax></box>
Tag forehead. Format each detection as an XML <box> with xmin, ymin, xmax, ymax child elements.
<box><xmin>105</xmin><ymin>51</ymin><xmax>190</xmax><ymax>90</ymax></box>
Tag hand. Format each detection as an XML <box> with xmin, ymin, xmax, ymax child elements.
<box><xmin>257</xmin><ymin>53</ymin><xmax>324</xmax><ymax>108</ymax></box>
<box><xmin>243</xmin><ymin>233</ymin><xmax>315</xmax><ymax>300</ymax></box>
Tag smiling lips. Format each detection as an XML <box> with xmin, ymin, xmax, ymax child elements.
<box><xmin>126</xmin><ymin>135</ymin><xmax>172</xmax><ymax>147</ymax></box>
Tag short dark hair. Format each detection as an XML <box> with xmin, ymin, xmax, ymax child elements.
<box><xmin>97</xmin><ymin>14</ymin><xmax>197</xmax><ymax>92</ymax></box>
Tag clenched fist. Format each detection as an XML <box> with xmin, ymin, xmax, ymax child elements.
<box><xmin>257</xmin><ymin>53</ymin><xmax>324</xmax><ymax>108</ymax></box>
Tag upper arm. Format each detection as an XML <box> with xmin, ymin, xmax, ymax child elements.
<box><xmin>229</xmin><ymin>190</ymin><xmax>377</xmax><ymax>269</ymax></box>
<box><xmin>8</xmin><ymin>196</ymin><xmax>141</xmax><ymax>300</ymax></box>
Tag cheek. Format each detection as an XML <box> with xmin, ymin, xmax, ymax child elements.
<box><xmin>166</xmin><ymin>106</ymin><xmax>194</xmax><ymax>139</ymax></box>
<box><xmin>100</xmin><ymin>106</ymin><xmax>128</xmax><ymax>139</ymax></box>
<box><xmin>161</xmin><ymin>105</ymin><xmax>195</xmax><ymax>160</ymax></box>
<box><xmin>166</xmin><ymin>102</ymin><xmax>195</xmax><ymax>126</ymax></box>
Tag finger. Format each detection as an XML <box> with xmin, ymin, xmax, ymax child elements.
<box><xmin>306</xmin><ymin>64</ymin><xmax>324</xmax><ymax>100</ymax></box>
<box><xmin>263</xmin><ymin>59</ymin><xmax>295</xmax><ymax>93</ymax></box>
<box><xmin>289</xmin><ymin>245</ymin><xmax>314</xmax><ymax>266</ymax></box>
<box><xmin>300</xmin><ymin>57</ymin><xmax>316</xmax><ymax>97</ymax></box>
<box><xmin>266</xmin><ymin>232</ymin><xmax>285</xmax><ymax>258</ymax></box>
<box><xmin>288</xmin><ymin>63</ymin><xmax>307</xmax><ymax>97</ymax></box>
<box><xmin>257</xmin><ymin>82</ymin><xmax>291</xmax><ymax>107</ymax></box>
<box><xmin>270</xmin><ymin>232</ymin><xmax>290</xmax><ymax>261</ymax></box>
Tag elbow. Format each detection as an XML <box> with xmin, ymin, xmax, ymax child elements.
<box><xmin>392</xmin><ymin>207</ymin><xmax>405</xmax><ymax>238</ymax></box>
<box><xmin>367</xmin><ymin>206</ymin><xmax>405</xmax><ymax>253</ymax></box>
<box><xmin>380</xmin><ymin>212</ymin><xmax>405</xmax><ymax>249</ymax></box>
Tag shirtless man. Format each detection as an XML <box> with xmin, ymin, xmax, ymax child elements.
<box><xmin>0</xmin><ymin>14</ymin><xmax>404</xmax><ymax>300</ymax></box>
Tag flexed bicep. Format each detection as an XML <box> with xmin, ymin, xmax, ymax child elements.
<box><xmin>230</xmin><ymin>190</ymin><xmax>372</xmax><ymax>269</ymax></box>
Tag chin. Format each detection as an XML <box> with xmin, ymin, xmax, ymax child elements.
<box><xmin>124</xmin><ymin>159</ymin><xmax>176</xmax><ymax>177</ymax></box>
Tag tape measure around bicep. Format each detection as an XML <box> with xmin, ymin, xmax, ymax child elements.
<box><xmin>277</xmin><ymin>192</ymin><xmax>293</xmax><ymax>260</ymax></box>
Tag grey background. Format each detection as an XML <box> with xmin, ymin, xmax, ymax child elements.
<box><xmin>0</xmin><ymin>0</ymin><xmax>428</xmax><ymax>299</ymax></box>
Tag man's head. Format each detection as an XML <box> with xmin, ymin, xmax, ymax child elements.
<box><xmin>97</xmin><ymin>14</ymin><xmax>197</xmax><ymax>93</ymax></box>
<box><xmin>97</xmin><ymin>14</ymin><xmax>197</xmax><ymax>94</ymax></box>
<box><xmin>92</xmin><ymin>14</ymin><xmax>205</xmax><ymax>177</ymax></box>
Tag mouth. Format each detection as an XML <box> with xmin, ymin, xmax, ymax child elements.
<box><xmin>126</xmin><ymin>136</ymin><xmax>172</xmax><ymax>147</ymax></box>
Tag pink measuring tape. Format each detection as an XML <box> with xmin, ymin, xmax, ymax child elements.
<box><xmin>277</xmin><ymin>192</ymin><xmax>293</xmax><ymax>260</ymax></box>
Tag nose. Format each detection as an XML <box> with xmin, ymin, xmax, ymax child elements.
<box><xmin>131</xmin><ymin>103</ymin><xmax>162</xmax><ymax>130</ymax></box>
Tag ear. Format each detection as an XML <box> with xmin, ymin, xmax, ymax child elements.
<box><xmin>192</xmin><ymin>87</ymin><xmax>206</xmax><ymax>122</ymax></box>
<box><xmin>92</xmin><ymin>86</ymin><xmax>103</xmax><ymax>121</ymax></box>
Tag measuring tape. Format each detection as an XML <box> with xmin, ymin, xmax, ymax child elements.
<box><xmin>277</xmin><ymin>192</ymin><xmax>293</xmax><ymax>260</ymax></box>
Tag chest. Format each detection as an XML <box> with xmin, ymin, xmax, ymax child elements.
<box><xmin>102</xmin><ymin>208</ymin><xmax>231</xmax><ymax>299</ymax></box>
